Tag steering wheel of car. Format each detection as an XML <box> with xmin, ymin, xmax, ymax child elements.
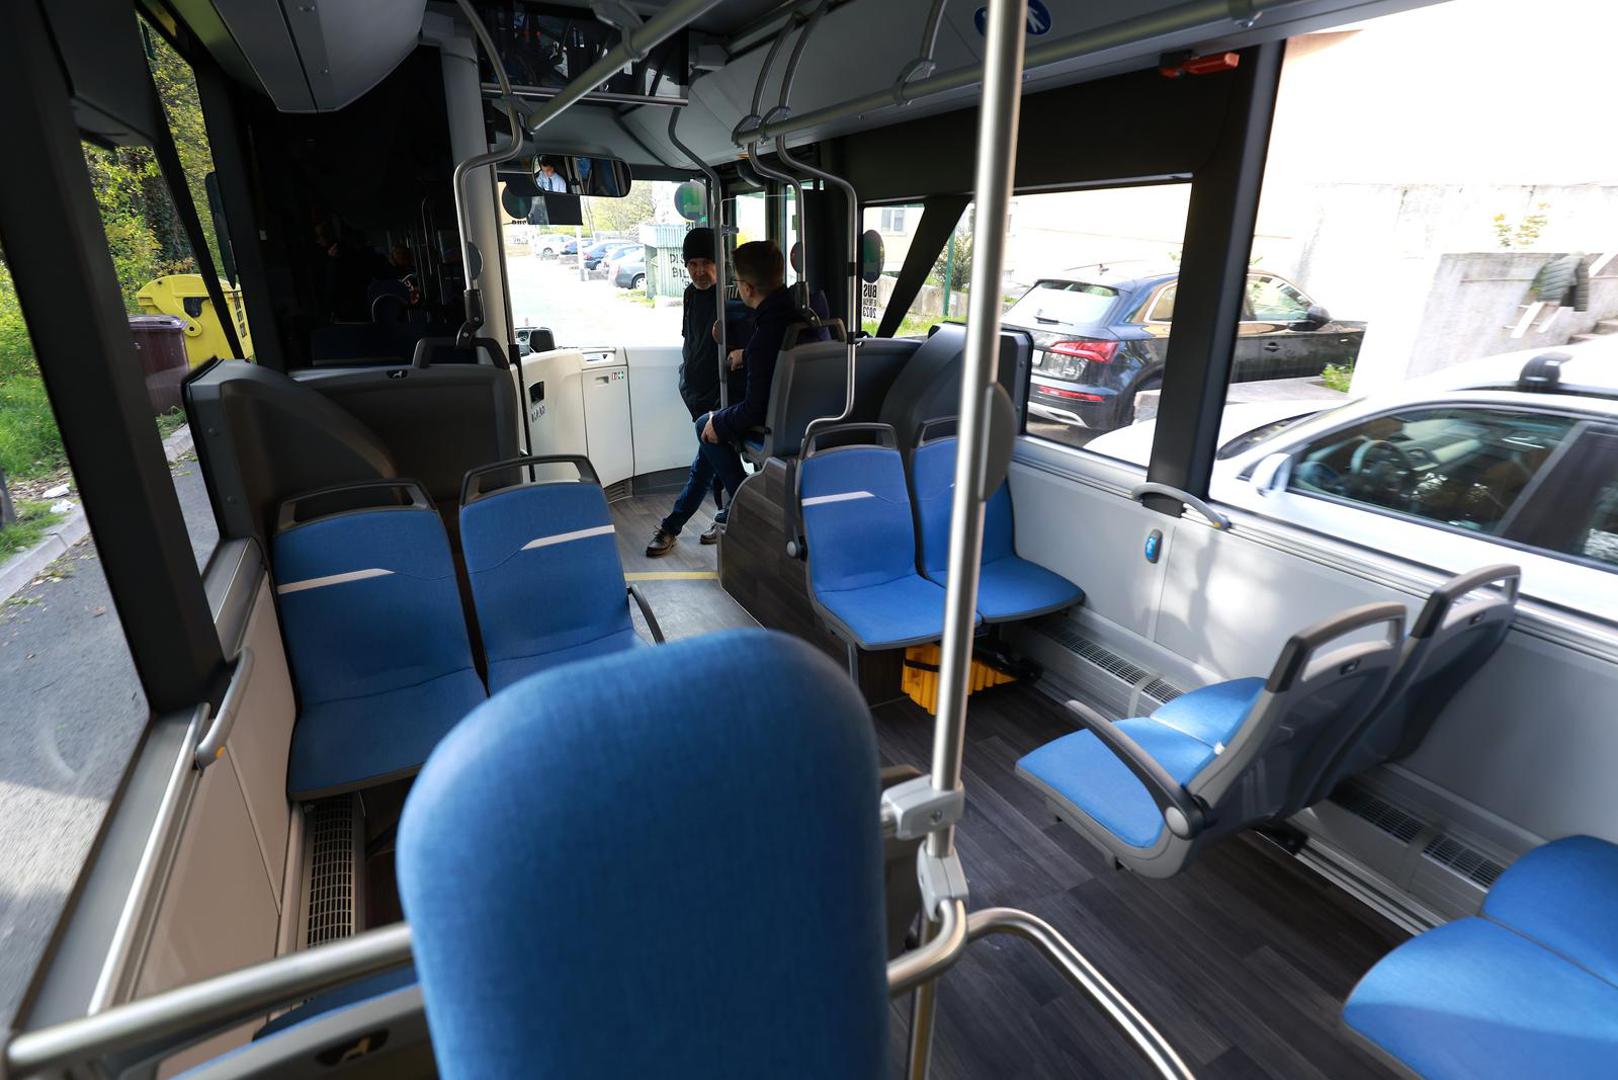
<box><xmin>1348</xmin><ymin>438</ymin><xmax>1416</xmax><ymax>499</ymax></box>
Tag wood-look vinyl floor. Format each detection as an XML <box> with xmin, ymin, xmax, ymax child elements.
<box><xmin>873</xmin><ymin>686</ymin><xmax>1408</xmax><ymax>1080</ymax></box>
<box><xmin>610</xmin><ymin>495</ymin><xmax>759</xmax><ymax>641</ymax></box>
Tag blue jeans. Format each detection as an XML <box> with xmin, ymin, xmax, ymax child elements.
<box><xmin>694</xmin><ymin>414</ymin><xmax>749</xmax><ymax>525</ymax></box>
<box><xmin>659</xmin><ymin>449</ymin><xmax>724</xmax><ymax>535</ymax></box>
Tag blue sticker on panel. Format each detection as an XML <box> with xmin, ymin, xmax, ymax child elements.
<box><xmin>974</xmin><ymin>0</ymin><xmax>1053</xmax><ymax>37</ymax></box>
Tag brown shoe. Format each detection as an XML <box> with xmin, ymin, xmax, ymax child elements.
<box><xmin>645</xmin><ymin>530</ymin><xmax>677</xmax><ymax>557</ymax></box>
<box><xmin>700</xmin><ymin>523</ymin><xmax>721</xmax><ymax>545</ymax></box>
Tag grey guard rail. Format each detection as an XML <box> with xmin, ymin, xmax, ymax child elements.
<box><xmin>735</xmin><ymin>0</ymin><xmax>1315</xmax><ymax>146</ymax></box>
<box><xmin>192</xmin><ymin>647</ymin><xmax>255</xmax><ymax>770</ymax></box>
<box><xmin>664</xmin><ymin>109</ymin><xmax>730</xmax><ymax>408</ymax></box>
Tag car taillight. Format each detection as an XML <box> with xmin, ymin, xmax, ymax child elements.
<box><xmin>1049</xmin><ymin>339</ymin><xmax>1118</xmax><ymax>364</ymax></box>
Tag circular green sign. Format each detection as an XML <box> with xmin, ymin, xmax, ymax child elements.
<box><xmin>860</xmin><ymin>229</ymin><xmax>885</xmax><ymax>284</ymax></box>
<box><xmin>674</xmin><ymin>181</ymin><xmax>707</xmax><ymax>223</ymax></box>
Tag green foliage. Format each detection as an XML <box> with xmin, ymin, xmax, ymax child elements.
<box><xmin>1321</xmin><ymin>362</ymin><xmax>1354</xmax><ymax>394</ymax></box>
<box><xmin>931</xmin><ymin>232</ymin><xmax>973</xmax><ymax>293</ymax></box>
<box><xmin>583</xmin><ymin>186</ymin><xmax>656</xmax><ymax>238</ymax></box>
<box><xmin>0</xmin><ymin>499</ymin><xmax>63</xmax><ymax>559</ymax></box>
<box><xmin>0</xmin><ymin>376</ymin><xmax>65</xmax><ymax>479</ymax></box>
<box><xmin>1493</xmin><ymin>204</ymin><xmax>1550</xmax><ymax>250</ymax></box>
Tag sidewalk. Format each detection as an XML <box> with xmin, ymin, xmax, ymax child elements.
<box><xmin>0</xmin><ymin>425</ymin><xmax>195</xmax><ymax>605</ymax></box>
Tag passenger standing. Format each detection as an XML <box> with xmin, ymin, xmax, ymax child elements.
<box><xmin>696</xmin><ymin>240</ymin><xmax>825</xmax><ymax>528</ymax></box>
<box><xmin>644</xmin><ymin>229</ymin><xmax>751</xmax><ymax>556</ymax></box>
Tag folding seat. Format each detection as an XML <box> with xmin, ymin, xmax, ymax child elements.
<box><xmin>396</xmin><ymin>629</ymin><xmax>889</xmax><ymax>1078</ymax></box>
<box><xmin>273</xmin><ymin>481</ymin><xmax>487</xmax><ymax>800</ymax></box>
<box><xmin>1307</xmin><ymin>564</ymin><xmax>1519</xmax><ymax>800</ymax></box>
<box><xmin>459</xmin><ymin>456</ymin><xmax>659</xmax><ymax>693</ymax></box>
<box><xmin>795</xmin><ymin>424</ymin><xmax>964</xmax><ymax>651</ymax></box>
<box><xmin>1017</xmin><ymin>602</ymin><xmax>1406</xmax><ymax>877</ymax></box>
<box><xmin>909</xmin><ymin>418</ymin><xmax>1083</xmax><ymax>623</ymax></box>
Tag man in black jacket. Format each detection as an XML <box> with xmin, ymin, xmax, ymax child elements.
<box><xmin>645</xmin><ymin>228</ymin><xmax>749</xmax><ymax>557</ymax></box>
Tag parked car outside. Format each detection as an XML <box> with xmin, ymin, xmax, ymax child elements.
<box><xmin>584</xmin><ymin>239</ymin><xmax>637</xmax><ymax>271</ymax></box>
<box><xmin>1004</xmin><ymin>264</ymin><xmax>1365</xmax><ymax>435</ymax></box>
<box><xmin>531</xmin><ymin>233</ymin><xmax>573</xmax><ymax>257</ymax></box>
<box><xmin>611</xmin><ymin>248</ymin><xmax>647</xmax><ymax>290</ymax></box>
<box><xmin>1080</xmin><ymin>334</ymin><xmax>1618</xmax><ymax>613</ymax></box>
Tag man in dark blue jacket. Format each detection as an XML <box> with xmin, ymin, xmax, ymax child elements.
<box><xmin>697</xmin><ymin>240</ymin><xmax>826</xmax><ymax>527</ymax></box>
<box><xmin>645</xmin><ymin>228</ymin><xmax>752</xmax><ymax>557</ymax></box>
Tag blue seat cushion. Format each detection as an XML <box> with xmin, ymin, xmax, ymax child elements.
<box><xmin>1482</xmin><ymin>835</ymin><xmax>1618</xmax><ymax>985</ymax></box>
<box><xmin>968</xmin><ymin>555</ymin><xmax>1084</xmax><ymax>622</ymax></box>
<box><xmin>287</xmin><ymin>669</ymin><xmax>487</xmax><ymax>799</ymax></box>
<box><xmin>486</xmin><ymin>627</ymin><xmax>644</xmax><ymax>693</ymax></box>
<box><xmin>1015</xmin><ymin>678</ymin><xmax>1262</xmax><ymax>849</ymax></box>
<box><xmin>256</xmin><ymin>966</ymin><xmax>417</xmax><ymax>1040</ymax></box>
<box><xmin>815</xmin><ymin>574</ymin><xmax>965</xmax><ymax>651</ymax></box>
<box><xmin>1344</xmin><ymin>917</ymin><xmax>1618</xmax><ymax>1080</ymax></box>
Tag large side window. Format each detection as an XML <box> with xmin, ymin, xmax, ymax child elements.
<box><xmin>1205</xmin><ymin>0</ymin><xmax>1615</xmax><ymax>609</ymax></box>
<box><xmin>1284</xmin><ymin>406</ymin><xmax>1575</xmax><ymax>536</ymax></box>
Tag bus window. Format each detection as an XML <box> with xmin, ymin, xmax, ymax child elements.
<box><xmin>0</xmin><ymin>237</ymin><xmax>154</xmax><ymax>1030</ymax></box>
<box><xmin>1204</xmin><ymin>0</ymin><xmax>1618</xmax><ymax>612</ymax></box>
<box><xmin>503</xmin><ymin>178</ymin><xmax>699</xmax><ymax>348</ymax></box>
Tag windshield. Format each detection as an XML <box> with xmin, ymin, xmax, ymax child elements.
<box><xmin>1004</xmin><ymin>280</ymin><xmax>1118</xmax><ymax>327</ymax></box>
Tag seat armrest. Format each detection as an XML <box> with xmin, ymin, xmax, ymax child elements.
<box><xmin>628</xmin><ymin>585</ymin><xmax>665</xmax><ymax>644</ymax></box>
<box><xmin>1063</xmin><ymin>701</ymin><xmax>1209</xmax><ymax>839</ymax></box>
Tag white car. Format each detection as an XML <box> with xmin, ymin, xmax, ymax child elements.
<box><xmin>531</xmin><ymin>233</ymin><xmax>574</xmax><ymax>258</ymax></box>
<box><xmin>1076</xmin><ymin>335</ymin><xmax>1618</xmax><ymax>614</ymax></box>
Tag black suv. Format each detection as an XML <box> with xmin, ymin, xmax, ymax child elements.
<box><xmin>1004</xmin><ymin>266</ymin><xmax>1365</xmax><ymax>433</ymax></box>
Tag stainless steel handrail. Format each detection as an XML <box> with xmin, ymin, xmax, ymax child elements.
<box><xmin>886</xmin><ymin>898</ymin><xmax>969</xmax><ymax>996</ymax></box>
<box><xmin>737</xmin><ymin>0</ymin><xmax>1315</xmax><ymax>145</ymax></box>
<box><xmin>193</xmin><ymin>647</ymin><xmax>255</xmax><ymax>770</ymax></box>
<box><xmin>967</xmin><ymin>908</ymin><xmax>1196</xmax><ymax>1080</ymax></box>
<box><xmin>665</xmin><ymin>108</ymin><xmax>731</xmax><ymax>407</ymax></box>
<box><xmin>906</xmin><ymin>1</ymin><xmax>1027</xmax><ymax>1074</ymax></box>
<box><xmin>449</xmin><ymin>0</ymin><xmax>524</xmax><ymax>345</ymax></box>
<box><xmin>7</xmin><ymin>925</ymin><xmax>414</xmax><ymax>1077</ymax></box>
<box><xmin>1129</xmin><ymin>481</ymin><xmax>1232</xmax><ymax>530</ymax></box>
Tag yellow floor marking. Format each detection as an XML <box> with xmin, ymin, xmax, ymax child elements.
<box><xmin>624</xmin><ymin>571</ymin><xmax>719</xmax><ymax>581</ymax></box>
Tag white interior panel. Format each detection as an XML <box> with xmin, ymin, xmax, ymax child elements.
<box><xmin>223</xmin><ymin>581</ymin><xmax>297</xmax><ymax>899</ymax></box>
<box><xmin>625</xmin><ymin>346</ymin><xmax>698</xmax><ymax>478</ymax></box>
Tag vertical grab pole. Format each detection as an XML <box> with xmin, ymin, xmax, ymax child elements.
<box><xmin>907</xmin><ymin>1</ymin><xmax>1026</xmax><ymax>1077</ymax></box>
<box><xmin>666</xmin><ymin>109</ymin><xmax>730</xmax><ymax>408</ymax></box>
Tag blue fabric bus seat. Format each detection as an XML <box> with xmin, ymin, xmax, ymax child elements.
<box><xmin>460</xmin><ymin>458</ymin><xmax>644</xmax><ymax>693</ymax></box>
<box><xmin>1345</xmin><ymin>835</ymin><xmax>1618</xmax><ymax>1079</ymax></box>
<box><xmin>910</xmin><ymin>427</ymin><xmax>1083</xmax><ymax>622</ymax></box>
<box><xmin>396</xmin><ymin>629</ymin><xmax>889</xmax><ymax>1079</ymax></box>
<box><xmin>1017</xmin><ymin>602</ymin><xmax>1406</xmax><ymax>877</ymax></box>
<box><xmin>797</xmin><ymin>426</ymin><xmax>963</xmax><ymax>649</ymax></box>
<box><xmin>274</xmin><ymin>483</ymin><xmax>486</xmax><ymax>800</ymax></box>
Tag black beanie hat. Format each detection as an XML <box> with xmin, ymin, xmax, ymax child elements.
<box><xmin>682</xmin><ymin>227</ymin><xmax>716</xmax><ymax>263</ymax></box>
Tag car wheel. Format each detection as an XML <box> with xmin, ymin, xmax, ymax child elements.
<box><xmin>1122</xmin><ymin>375</ymin><xmax>1162</xmax><ymax>426</ymax></box>
<box><xmin>540</xmin><ymin>247</ymin><xmax>554</xmax><ymax>258</ymax></box>
<box><xmin>632</xmin><ymin>274</ymin><xmax>646</xmax><ymax>291</ymax></box>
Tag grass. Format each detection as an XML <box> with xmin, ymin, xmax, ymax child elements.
<box><xmin>862</xmin><ymin>314</ymin><xmax>967</xmax><ymax>339</ymax></box>
<box><xmin>0</xmin><ymin>499</ymin><xmax>63</xmax><ymax>559</ymax></box>
<box><xmin>155</xmin><ymin>407</ymin><xmax>188</xmax><ymax>440</ymax></box>
<box><xmin>0</xmin><ymin>375</ymin><xmax>66</xmax><ymax>480</ymax></box>
<box><xmin>1321</xmin><ymin>362</ymin><xmax>1355</xmax><ymax>394</ymax></box>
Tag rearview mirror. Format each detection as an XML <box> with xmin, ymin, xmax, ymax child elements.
<box><xmin>1251</xmin><ymin>452</ymin><xmax>1292</xmax><ymax>495</ymax></box>
<box><xmin>532</xmin><ymin>154</ymin><xmax>632</xmax><ymax>198</ymax></box>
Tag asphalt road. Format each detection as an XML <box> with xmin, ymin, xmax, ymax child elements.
<box><xmin>0</xmin><ymin>451</ymin><xmax>216</xmax><ymax>1028</ymax></box>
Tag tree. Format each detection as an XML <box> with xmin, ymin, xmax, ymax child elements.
<box><xmin>932</xmin><ymin>231</ymin><xmax>973</xmax><ymax>293</ymax></box>
<box><xmin>583</xmin><ymin>185</ymin><xmax>656</xmax><ymax>236</ymax></box>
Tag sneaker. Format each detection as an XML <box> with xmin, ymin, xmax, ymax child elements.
<box><xmin>700</xmin><ymin>523</ymin><xmax>721</xmax><ymax>545</ymax></box>
<box><xmin>645</xmin><ymin>529</ymin><xmax>677</xmax><ymax>557</ymax></box>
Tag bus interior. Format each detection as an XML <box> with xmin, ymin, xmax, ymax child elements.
<box><xmin>1</xmin><ymin>0</ymin><xmax>1615</xmax><ymax>1077</ymax></box>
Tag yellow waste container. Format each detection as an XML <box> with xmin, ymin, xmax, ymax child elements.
<box><xmin>137</xmin><ymin>274</ymin><xmax>254</xmax><ymax>365</ymax></box>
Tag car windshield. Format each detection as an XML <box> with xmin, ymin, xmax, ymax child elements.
<box><xmin>1004</xmin><ymin>280</ymin><xmax>1118</xmax><ymax>327</ymax></box>
<box><xmin>1217</xmin><ymin>410</ymin><xmax>1342</xmax><ymax>459</ymax></box>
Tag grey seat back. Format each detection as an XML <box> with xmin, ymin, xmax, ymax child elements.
<box><xmin>748</xmin><ymin>337</ymin><xmax>918</xmax><ymax>461</ymax></box>
<box><xmin>1192</xmin><ymin>603</ymin><xmax>1407</xmax><ymax>839</ymax></box>
<box><xmin>1311</xmin><ymin>565</ymin><xmax>1520</xmax><ymax>801</ymax></box>
<box><xmin>878</xmin><ymin>326</ymin><xmax>1031</xmax><ymax>462</ymax></box>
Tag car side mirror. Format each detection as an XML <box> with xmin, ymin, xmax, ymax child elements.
<box><xmin>1251</xmin><ymin>452</ymin><xmax>1293</xmax><ymax>495</ymax></box>
<box><xmin>1299</xmin><ymin>304</ymin><xmax>1330</xmax><ymax>329</ymax></box>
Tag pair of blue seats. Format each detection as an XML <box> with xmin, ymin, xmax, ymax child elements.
<box><xmin>1016</xmin><ymin>565</ymin><xmax>1519</xmax><ymax>878</ymax></box>
<box><xmin>272</xmin><ymin>457</ymin><xmax>652</xmax><ymax>800</ymax></box>
<box><xmin>1346</xmin><ymin>834</ymin><xmax>1618</xmax><ymax>1079</ymax></box>
<box><xmin>795</xmin><ymin>420</ymin><xmax>1083</xmax><ymax>653</ymax></box>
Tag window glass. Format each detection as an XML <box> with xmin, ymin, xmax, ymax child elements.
<box><xmin>503</xmin><ymin>179</ymin><xmax>695</xmax><ymax>346</ymax></box>
<box><xmin>1285</xmin><ymin>406</ymin><xmax>1575</xmax><ymax>535</ymax></box>
<box><xmin>859</xmin><ymin>201</ymin><xmax>935</xmax><ymax>337</ymax></box>
<box><xmin>1209</xmin><ymin>0</ymin><xmax>1618</xmax><ymax>600</ymax></box>
<box><xmin>0</xmin><ymin>236</ymin><xmax>153</xmax><ymax>1029</ymax></box>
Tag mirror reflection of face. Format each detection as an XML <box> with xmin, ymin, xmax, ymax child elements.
<box><xmin>540</xmin><ymin>163</ymin><xmax>556</xmax><ymax>175</ymax></box>
<box><xmin>686</xmin><ymin>257</ymin><xmax>715</xmax><ymax>290</ymax></box>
